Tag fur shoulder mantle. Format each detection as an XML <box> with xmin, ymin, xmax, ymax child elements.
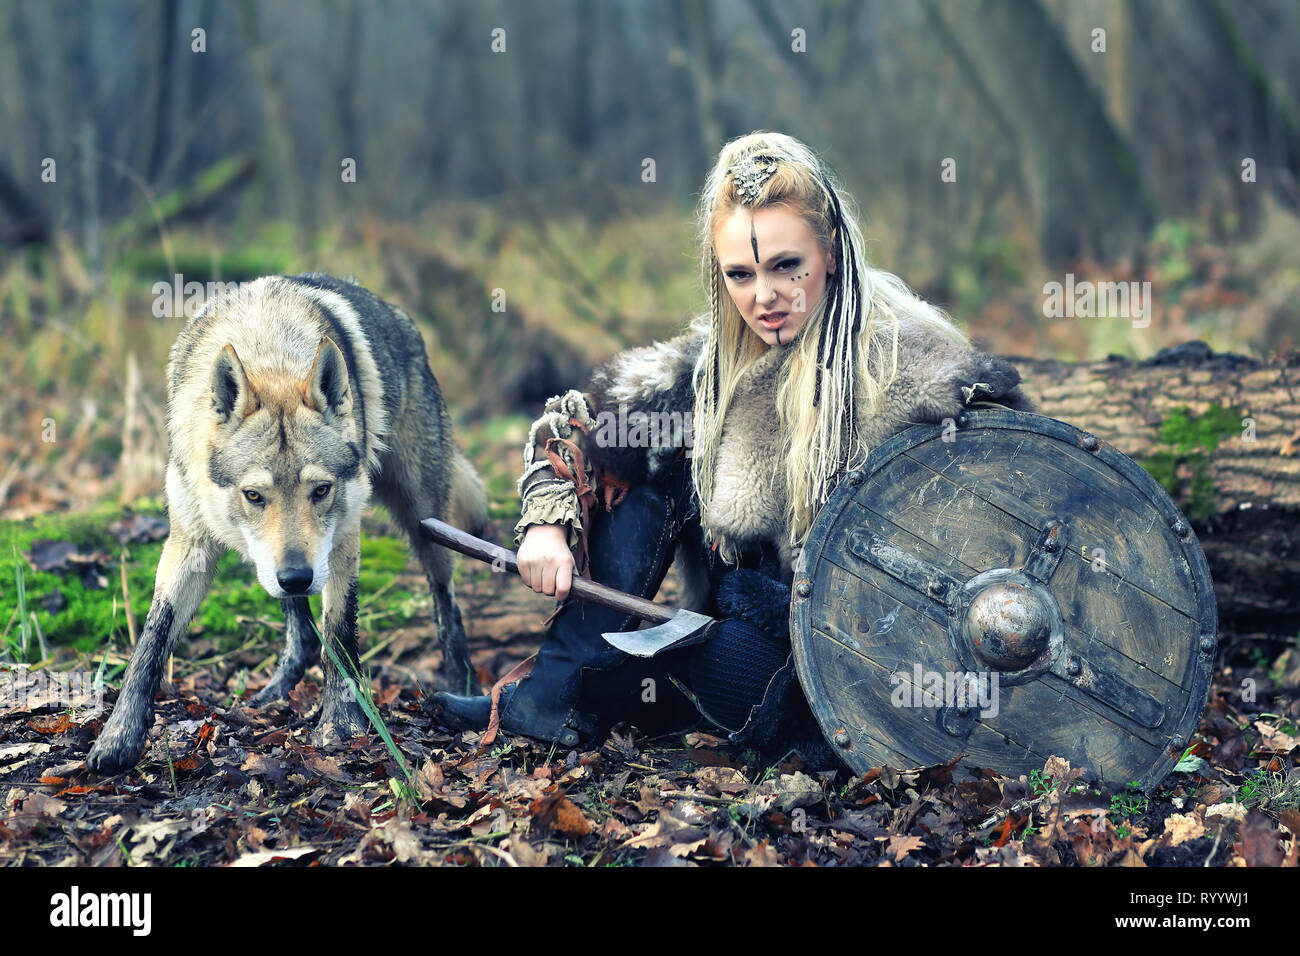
<box><xmin>581</xmin><ymin>318</ymin><xmax>1033</xmax><ymax>574</ymax></box>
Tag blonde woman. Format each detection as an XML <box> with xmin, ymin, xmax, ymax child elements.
<box><xmin>436</xmin><ymin>132</ymin><xmax>1033</xmax><ymax>761</ymax></box>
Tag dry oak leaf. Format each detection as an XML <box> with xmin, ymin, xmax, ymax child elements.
<box><xmin>1042</xmin><ymin>755</ymin><xmax>1087</xmax><ymax>790</ymax></box>
<box><xmin>303</xmin><ymin>752</ymin><xmax>351</xmax><ymax>782</ymax></box>
<box><xmin>415</xmin><ymin>758</ymin><xmax>468</xmax><ymax>809</ymax></box>
<box><xmin>0</xmin><ymin>743</ymin><xmax>51</xmax><ymax>762</ymax></box>
<box><xmin>973</xmin><ymin>843</ymin><xmax>1039</xmax><ymax>866</ymax></box>
<box><xmin>621</xmin><ymin>807</ymin><xmax>707</xmax><ymax>851</ymax></box>
<box><xmin>4</xmin><ymin>788</ymin><xmax>67</xmax><ymax>820</ymax></box>
<box><xmin>1162</xmin><ymin>812</ymin><xmax>1206</xmax><ymax>846</ymax></box>
<box><xmin>377</xmin><ymin>818</ymin><xmax>423</xmax><ymax>863</ymax></box>
<box><xmin>741</xmin><ymin>840</ymin><xmax>784</xmax><ymax>867</ymax></box>
<box><xmin>505</xmin><ymin>838</ymin><xmax>555</xmax><ymax>867</ymax></box>
<box><xmin>1234</xmin><ymin>811</ymin><xmax>1286</xmax><ymax>867</ymax></box>
<box><xmin>241</xmin><ymin>752</ymin><xmax>289</xmax><ymax>787</ymax></box>
<box><xmin>885</xmin><ymin>833</ymin><xmax>925</xmax><ymax>862</ymax></box>
<box><xmin>529</xmin><ymin>789</ymin><xmax>592</xmax><ymax>838</ymax></box>
<box><xmin>1206</xmin><ymin>802</ymin><xmax>1248</xmax><ymax>823</ymax></box>
<box><xmin>26</xmin><ymin>713</ymin><xmax>75</xmax><ymax>734</ymax></box>
<box><xmin>129</xmin><ymin>818</ymin><xmax>187</xmax><ymax>860</ymax></box>
<box><xmin>694</xmin><ymin>766</ymin><xmax>750</xmax><ymax>796</ymax></box>
<box><xmin>228</xmin><ymin>845</ymin><xmax>321</xmax><ymax>867</ymax></box>
<box><xmin>1253</xmin><ymin>720</ymin><xmax>1299</xmax><ymax>753</ymax></box>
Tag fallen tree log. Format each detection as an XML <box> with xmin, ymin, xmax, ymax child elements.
<box><xmin>1012</xmin><ymin>341</ymin><xmax>1300</xmax><ymax>636</ymax></box>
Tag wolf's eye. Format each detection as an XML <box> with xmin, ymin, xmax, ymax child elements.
<box><xmin>243</xmin><ymin>489</ymin><xmax>263</xmax><ymax>505</ymax></box>
<box><xmin>312</xmin><ymin>484</ymin><xmax>332</xmax><ymax>500</ymax></box>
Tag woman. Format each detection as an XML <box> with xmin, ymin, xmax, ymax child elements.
<box><xmin>435</xmin><ymin>132</ymin><xmax>1032</xmax><ymax>760</ymax></box>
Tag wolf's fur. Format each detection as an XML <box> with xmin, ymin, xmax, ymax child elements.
<box><xmin>87</xmin><ymin>273</ymin><xmax>487</xmax><ymax>773</ymax></box>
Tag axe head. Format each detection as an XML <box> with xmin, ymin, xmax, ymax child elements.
<box><xmin>602</xmin><ymin>610</ymin><xmax>718</xmax><ymax>658</ymax></box>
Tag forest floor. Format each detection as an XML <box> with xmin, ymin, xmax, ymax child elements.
<box><xmin>1</xmin><ymin>504</ymin><xmax>1297</xmax><ymax>868</ymax></box>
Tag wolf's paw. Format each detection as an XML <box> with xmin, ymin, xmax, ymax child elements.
<box><xmin>311</xmin><ymin>697</ymin><xmax>369</xmax><ymax>749</ymax></box>
<box><xmin>249</xmin><ymin>678</ymin><xmax>294</xmax><ymax>707</ymax></box>
<box><xmin>87</xmin><ymin>722</ymin><xmax>148</xmax><ymax>774</ymax></box>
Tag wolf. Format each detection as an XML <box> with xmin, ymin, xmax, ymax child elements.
<box><xmin>87</xmin><ymin>273</ymin><xmax>487</xmax><ymax>773</ymax></box>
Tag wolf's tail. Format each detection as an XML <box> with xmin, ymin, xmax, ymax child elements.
<box><xmin>449</xmin><ymin>450</ymin><xmax>489</xmax><ymax>537</ymax></box>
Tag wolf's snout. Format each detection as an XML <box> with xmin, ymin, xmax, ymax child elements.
<box><xmin>277</xmin><ymin>563</ymin><xmax>315</xmax><ymax>594</ymax></box>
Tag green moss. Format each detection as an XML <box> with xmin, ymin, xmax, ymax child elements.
<box><xmin>0</xmin><ymin>503</ymin><xmax>166</xmax><ymax>658</ymax></box>
<box><xmin>1</xmin><ymin>504</ymin><xmax>420</xmax><ymax>660</ymax></box>
<box><xmin>1140</xmin><ymin>404</ymin><xmax>1241</xmax><ymax>520</ymax></box>
<box><xmin>1156</xmin><ymin>403</ymin><xmax>1239</xmax><ymax>454</ymax></box>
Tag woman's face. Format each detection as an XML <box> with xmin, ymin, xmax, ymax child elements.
<box><xmin>714</xmin><ymin>205</ymin><xmax>833</xmax><ymax>348</ymax></box>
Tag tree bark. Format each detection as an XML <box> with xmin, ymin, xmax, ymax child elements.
<box><xmin>669</xmin><ymin>0</ymin><xmax>724</xmax><ymax>175</ymax></box>
<box><xmin>0</xmin><ymin>163</ymin><xmax>49</xmax><ymax>245</ymax></box>
<box><xmin>1013</xmin><ymin>342</ymin><xmax>1300</xmax><ymax>635</ymax></box>
<box><xmin>145</xmin><ymin>0</ymin><xmax>178</xmax><ymax>184</ymax></box>
<box><xmin>933</xmin><ymin>0</ymin><xmax>1151</xmax><ymax>265</ymax></box>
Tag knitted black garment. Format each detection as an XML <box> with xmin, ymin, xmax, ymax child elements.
<box><xmin>687</xmin><ymin>617</ymin><xmax>790</xmax><ymax>731</ymax></box>
<box><xmin>714</xmin><ymin>566</ymin><xmax>791</xmax><ymax>642</ymax></box>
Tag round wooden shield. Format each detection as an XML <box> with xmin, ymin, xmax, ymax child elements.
<box><xmin>791</xmin><ymin>409</ymin><xmax>1217</xmax><ymax>789</ymax></box>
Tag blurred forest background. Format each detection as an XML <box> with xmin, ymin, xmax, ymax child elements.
<box><xmin>1</xmin><ymin>0</ymin><xmax>1299</xmax><ymax>531</ymax></box>
<box><xmin>4</xmin><ymin>3</ymin><xmax>1300</xmax><ymax>863</ymax></box>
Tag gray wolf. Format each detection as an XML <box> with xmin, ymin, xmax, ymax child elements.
<box><xmin>87</xmin><ymin>273</ymin><xmax>487</xmax><ymax>772</ymax></box>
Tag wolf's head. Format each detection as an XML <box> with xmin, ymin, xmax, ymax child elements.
<box><xmin>205</xmin><ymin>337</ymin><xmax>365</xmax><ymax>598</ymax></box>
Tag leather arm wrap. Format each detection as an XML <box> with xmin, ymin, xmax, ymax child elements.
<box><xmin>513</xmin><ymin>389</ymin><xmax>598</xmax><ymax>547</ymax></box>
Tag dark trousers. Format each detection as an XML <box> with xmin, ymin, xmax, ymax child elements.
<box><xmin>559</xmin><ymin>458</ymin><xmax>789</xmax><ymax>738</ymax></box>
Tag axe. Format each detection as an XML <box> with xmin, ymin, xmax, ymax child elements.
<box><xmin>420</xmin><ymin>518</ymin><xmax>717</xmax><ymax>657</ymax></box>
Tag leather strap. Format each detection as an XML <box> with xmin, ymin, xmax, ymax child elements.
<box><xmin>480</xmin><ymin>653</ymin><xmax>537</xmax><ymax>748</ymax></box>
<box><xmin>544</xmin><ymin>417</ymin><xmax>600</xmax><ymax>579</ymax></box>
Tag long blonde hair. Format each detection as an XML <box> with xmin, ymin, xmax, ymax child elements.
<box><xmin>690</xmin><ymin>131</ymin><xmax>968</xmax><ymax>559</ymax></box>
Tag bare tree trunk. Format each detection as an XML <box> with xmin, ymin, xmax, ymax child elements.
<box><xmin>328</xmin><ymin>0</ymin><xmax>363</xmax><ymax>219</ymax></box>
<box><xmin>669</xmin><ymin>0</ymin><xmax>724</xmax><ymax>173</ymax></box>
<box><xmin>572</xmin><ymin>0</ymin><xmax>594</xmax><ymax>155</ymax></box>
<box><xmin>236</xmin><ymin>0</ymin><xmax>306</xmax><ymax>231</ymax></box>
<box><xmin>933</xmin><ymin>0</ymin><xmax>1151</xmax><ymax>265</ymax></box>
<box><xmin>0</xmin><ymin>164</ymin><xmax>49</xmax><ymax>245</ymax></box>
<box><xmin>1189</xmin><ymin>0</ymin><xmax>1300</xmax><ymax>215</ymax></box>
<box><xmin>146</xmin><ymin>0</ymin><xmax>178</xmax><ymax>184</ymax></box>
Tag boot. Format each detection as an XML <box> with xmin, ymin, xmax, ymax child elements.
<box><xmin>435</xmin><ymin>465</ymin><xmax>692</xmax><ymax>746</ymax></box>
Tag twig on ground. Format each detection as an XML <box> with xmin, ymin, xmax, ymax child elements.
<box><xmin>976</xmin><ymin>793</ymin><xmax>1050</xmax><ymax>834</ymax></box>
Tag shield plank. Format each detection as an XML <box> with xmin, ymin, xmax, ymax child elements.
<box><xmin>791</xmin><ymin>409</ymin><xmax>1217</xmax><ymax>790</ymax></box>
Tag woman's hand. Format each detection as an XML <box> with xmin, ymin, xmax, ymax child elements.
<box><xmin>517</xmin><ymin>523</ymin><xmax>576</xmax><ymax>600</ymax></box>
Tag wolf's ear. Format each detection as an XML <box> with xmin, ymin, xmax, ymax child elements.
<box><xmin>211</xmin><ymin>343</ymin><xmax>256</xmax><ymax>424</ymax></box>
<box><xmin>307</xmin><ymin>336</ymin><xmax>352</xmax><ymax>418</ymax></box>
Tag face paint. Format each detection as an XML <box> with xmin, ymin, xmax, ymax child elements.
<box><xmin>750</xmin><ymin>215</ymin><xmax>760</xmax><ymax>264</ymax></box>
<box><xmin>715</xmin><ymin>206</ymin><xmax>831</xmax><ymax>349</ymax></box>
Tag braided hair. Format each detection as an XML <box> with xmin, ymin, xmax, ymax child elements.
<box><xmin>690</xmin><ymin>132</ymin><xmax>967</xmax><ymax>558</ymax></box>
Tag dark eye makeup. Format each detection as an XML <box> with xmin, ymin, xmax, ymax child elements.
<box><xmin>725</xmin><ymin>258</ymin><xmax>801</xmax><ymax>282</ymax></box>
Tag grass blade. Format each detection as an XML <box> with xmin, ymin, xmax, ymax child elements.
<box><xmin>311</xmin><ymin>618</ymin><xmax>412</xmax><ymax>785</ymax></box>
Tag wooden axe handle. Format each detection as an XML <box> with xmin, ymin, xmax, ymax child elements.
<box><xmin>420</xmin><ymin>518</ymin><xmax>676</xmax><ymax>625</ymax></box>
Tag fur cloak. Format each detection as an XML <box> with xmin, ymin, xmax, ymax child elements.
<box><xmin>516</xmin><ymin>316</ymin><xmax>1034</xmax><ymax>596</ymax></box>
